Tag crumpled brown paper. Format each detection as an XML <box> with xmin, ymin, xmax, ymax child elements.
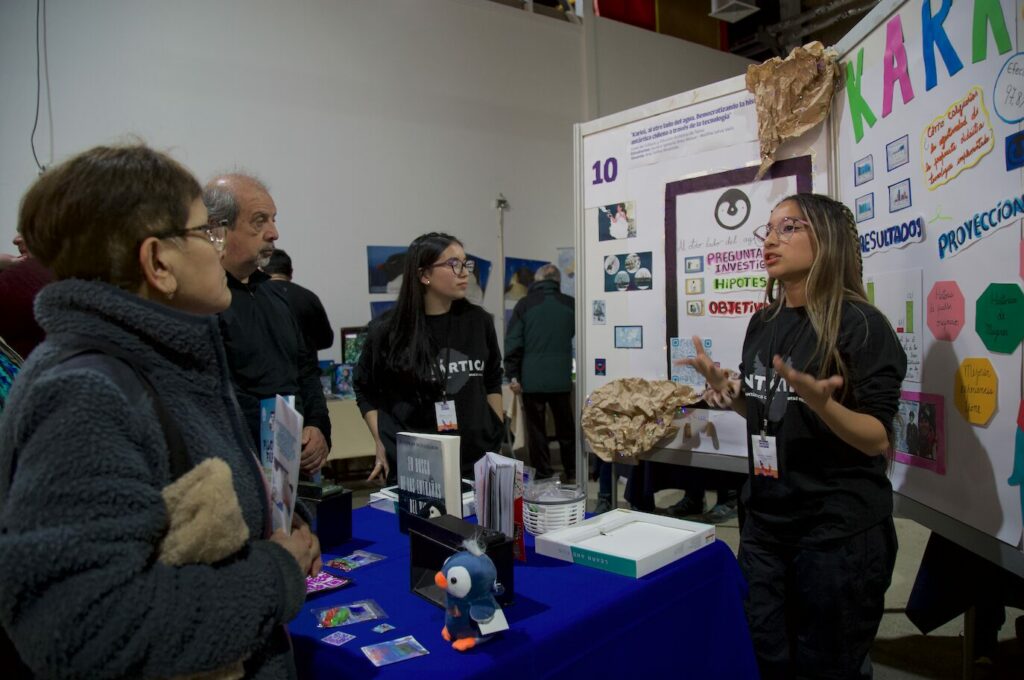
<box><xmin>581</xmin><ymin>378</ymin><xmax>701</xmax><ymax>464</ymax></box>
<box><xmin>746</xmin><ymin>41</ymin><xmax>840</xmax><ymax>179</ymax></box>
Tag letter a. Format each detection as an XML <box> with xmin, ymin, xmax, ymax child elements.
<box><xmin>882</xmin><ymin>15</ymin><xmax>915</xmax><ymax>116</ymax></box>
<box><xmin>845</xmin><ymin>48</ymin><xmax>877</xmax><ymax>143</ymax></box>
<box><xmin>922</xmin><ymin>0</ymin><xmax>963</xmax><ymax>91</ymax></box>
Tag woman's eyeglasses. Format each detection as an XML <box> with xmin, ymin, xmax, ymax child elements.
<box><xmin>156</xmin><ymin>220</ymin><xmax>228</xmax><ymax>251</ymax></box>
<box><xmin>753</xmin><ymin>217</ymin><xmax>809</xmax><ymax>243</ymax></box>
<box><xmin>429</xmin><ymin>258</ymin><xmax>474</xmax><ymax>275</ymax></box>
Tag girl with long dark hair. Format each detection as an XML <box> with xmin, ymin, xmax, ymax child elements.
<box><xmin>355</xmin><ymin>233</ymin><xmax>504</xmax><ymax>483</ymax></box>
<box><xmin>683</xmin><ymin>193</ymin><xmax>907</xmax><ymax>678</ymax></box>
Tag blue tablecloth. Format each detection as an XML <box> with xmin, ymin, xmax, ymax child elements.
<box><xmin>289</xmin><ymin>508</ymin><xmax>758</xmax><ymax>679</ymax></box>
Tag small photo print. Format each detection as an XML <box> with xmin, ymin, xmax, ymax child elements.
<box><xmin>361</xmin><ymin>635</ymin><xmax>430</xmax><ymax>667</ymax></box>
<box><xmin>592</xmin><ymin>299</ymin><xmax>607</xmax><ymax>325</ymax></box>
<box><xmin>614</xmin><ymin>325</ymin><xmax>643</xmax><ymax>349</ymax></box>
<box><xmin>855</xmin><ymin>193</ymin><xmax>875</xmax><ymax>223</ymax></box>
<box><xmin>684</xmin><ymin>256</ymin><xmax>704</xmax><ymax>274</ymax></box>
<box><xmin>595</xmin><ymin>358</ymin><xmax>606</xmax><ymax>376</ymax></box>
<box><xmin>306</xmin><ymin>571</ymin><xmax>352</xmax><ymax>595</ymax></box>
<box><xmin>886</xmin><ymin>134</ymin><xmax>910</xmax><ymax>170</ymax></box>
<box><xmin>893</xmin><ymin>391</ymin><xmax>945</xmax><ymax>474</ymax></box>
<box><xmin>325</xmin><ymin>550</ymin><xmax>386</xmax><ymax>572</ymax></box>
<box><xmin>593</xmin><ymin>201</ymin><xmax>637</xmax><ymax>241</ymax></box>
<box><xmin>604</xmin><ymin>255</ymin><xmax>620</xmax><ymax>276</ymax></box>
<box><xmin>888</xmin><ymin>178</ymin><xmax>911</xmax><ymax>213</ymax></box>
<box><xmin>603</xmin><ymin>252</ymin><xmax>653</xmax><ymax>292</ymax></box>
<box><xmin>684</xmin><ymin>277</ymin><xmax>704</xmax><ymax>295</ymax></box>
<box><xmin>686</xmin><ymin>300</ymin><xmax>705</xmax><ymax>316</ymax></box>
<box><xmin>854</xmin><ymin>154</ymin><xmax>874</xmax><ymax>186</ymax></box>
<box><xmin>321</xmin><ymin>631</ymin><xmax>356</xmax><ymax>647</ymax></box>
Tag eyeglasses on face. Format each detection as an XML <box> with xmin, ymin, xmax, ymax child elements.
<box><xmin>429</xmin><ymin>257</ymin><xmax>474</xmax><ymax>276</ymax></box>
<box><xmin>156</xmin><ymin>220</ymin><xmax>228</xmax><ymax>251</ymax></box>
<box><xmin>753</xmin><ymin>217</ymin><xmax>810</xmax><ymax>243</ymax></box>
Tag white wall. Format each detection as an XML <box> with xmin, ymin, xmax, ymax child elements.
<box><xmin>0</xmin><ymin>0</ymin><xmax>750</xmax><ymax>359</ymax></box>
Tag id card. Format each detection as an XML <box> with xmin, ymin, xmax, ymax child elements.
<box><xmin>751</xmin><ymin>434</ymin><xmax>780</xmax><ymax>479</ymax></box>
<box><xmin>435</xmin><ymin>401</ymin><xmax>458</xmax><ymax>432</ymax></box>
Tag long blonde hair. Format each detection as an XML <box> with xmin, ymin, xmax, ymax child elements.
<box><xmin>764</xmin><ymin>193</ymin><xmax>868</xmax><ymax>388</ymax></box>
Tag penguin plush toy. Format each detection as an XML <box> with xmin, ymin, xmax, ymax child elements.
<box><xmin>434</xmin><ymin>540</ymin><xmax>505</xmax><ymax>651</ymax></box>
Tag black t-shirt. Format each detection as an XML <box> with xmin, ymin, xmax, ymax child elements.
<box><xmin>355</xmin><ymin>300</ymin><xmax>504</xmax><ymax>478</ymax></box>
<box><xmin>738</xmin><ymin>300</ymin><xmax>907</xmax><ymax>546</ymax></box>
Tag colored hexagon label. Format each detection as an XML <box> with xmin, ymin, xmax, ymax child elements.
<box><xmin>926</xmin><ymin>281</ymin><xmax>965</xmax><ymax>341</ymax></box>
<box><xmin>954</xmin><ymin>358</ymin><xmax>997</xmax><ymax>426</ymax></box>
<box><xmin>975</xmin><ymin>283</ymin><xmax>1024</xmax><ymax>353</ymax></box>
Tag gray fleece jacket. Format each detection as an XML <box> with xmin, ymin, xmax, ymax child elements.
<box><xmin>0</xmin><ymin>280</ymin><xmax>305</xmax><ymax>679</ymax></box>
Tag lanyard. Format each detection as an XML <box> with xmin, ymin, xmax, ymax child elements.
<box><xmin>761</xmin><ymin>315</ymin><xmax>809</xmax><ymax>436</ymax></box>
<box><xmin>437</xmin><ymin>313</ymin><xmax>453</xmax><ymax>404</ymax></box>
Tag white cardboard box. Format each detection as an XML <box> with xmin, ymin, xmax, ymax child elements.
<box><xmin>534</xmin><ymin>508</ymin><xmax>715</xmax><ymax>578</ymax></box>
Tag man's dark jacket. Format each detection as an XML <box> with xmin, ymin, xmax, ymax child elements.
<box><xmin>504</xmin><ymin>278</ymin><xmax>575</xmax><ymax>393</ymax></box>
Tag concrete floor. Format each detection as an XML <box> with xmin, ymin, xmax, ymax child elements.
<box><xmin>335</xmin><ymin>460</ymin><xmax>1024</xmax><ymax>679</ymax></box>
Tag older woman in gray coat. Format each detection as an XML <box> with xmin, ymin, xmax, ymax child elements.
<box><xmin>0</xmin><ymin>144</ymin><xmax>320</xmax><ymax>679</ymax></box>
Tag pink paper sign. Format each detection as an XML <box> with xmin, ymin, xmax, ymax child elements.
<box><xmin>927</xmin><ymin>280</ymin><xmax>965</xmax><ymax>341</ymax></box>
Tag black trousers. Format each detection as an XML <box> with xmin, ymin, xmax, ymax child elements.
<box><xmin>738</xmin><ymin>517</ymin><xmax>897</xmax><ymax>680</ymax></box>
<box><xmin>521</xmin><ymin>391</ymin><xmax>575</xmax><ymax>478</ymax></box>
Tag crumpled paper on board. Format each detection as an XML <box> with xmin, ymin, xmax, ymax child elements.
<box><xmin>581</xmin><ymin>378</ymin><xmax>702</xmax><ymax>464</ymax></box>
<box><xmin>746</xmin><ymin>41</ymin><xmax>840</xmax><ymax>179</ymax></box>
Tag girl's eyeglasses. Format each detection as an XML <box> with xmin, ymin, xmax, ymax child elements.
<box><xmin>753</xmin><ymin>217</ymin><xmax>809</xmax><ymax>243</ymax></box>
<box><xmin>429</xmin><ymin>258</ymin><xmax>474</xmax><ymax>275</ymax></box>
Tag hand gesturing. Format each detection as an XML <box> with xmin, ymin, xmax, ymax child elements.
<box><xmin>770</xmin><ymin>355</ymin><xmax>843</xmax><ymax>413</ymax></box>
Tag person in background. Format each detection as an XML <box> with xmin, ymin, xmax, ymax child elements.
<box><xmin>204</xmin><ymin>174</ymin><xmax>331</xmax><ymax>475</ymax></box>
<box><xmin>0</xmin><ymin>144</ymin><xmax>318</xmax><ymax>678</ymax></box>
<box><xmin>0</xmin><ymin>230</ymin><xmax>54</xmax><ymax>358</ymax></box>
<box><xmin>262</xmin><ymin>248</ymin><xmax>334</xmax><ymax>352</ymax></box>
<box><xmin>355</xmin><ymin>232</ymin><xmax>504</xmax><ymax>483</ymax></box>
<box><xmin>504</xmin><ymin>263</ymin><xmax>576</xmax><ymax>483</ymax></box>
<box><xmin>682</xmin><ymin>193</ymin><xmax>906</xmax><ymax>679</ymax></box>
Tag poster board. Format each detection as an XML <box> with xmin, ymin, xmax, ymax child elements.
<box><xmin>830</xmin><ymin>0</ymin><xmax>1024</xmax><ymax>561</ymax></box>
<box><xmin>574</xmin><ymin>76</ymin><xmax>829</xmax><ymax>474</ymax></box>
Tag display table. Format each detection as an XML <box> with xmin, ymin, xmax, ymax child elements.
<box><xmin>289</xmin><ymin>508</ymin><xmax>757</xmax><ymax>678</ymax></box>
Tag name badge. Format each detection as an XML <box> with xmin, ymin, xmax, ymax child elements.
<box><xmin>435</xmin><ymin>401</ymin><xmax>458</xmax><ymax>432</ymax></box>
<box><xmin>751</xmin><ymin>434</ymin><xmax>779</xmax><ymax>479</ymax></box>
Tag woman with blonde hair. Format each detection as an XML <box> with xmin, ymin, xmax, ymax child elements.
<box><xmin>683</xmin><ymin>193</ymin><xmax>906</xmax><ymax>679</ymax></box>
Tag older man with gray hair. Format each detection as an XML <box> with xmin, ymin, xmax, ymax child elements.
<box><xmin>204</xmin><ymin>173</ymin><xmax>330</xmax><ymax>474</ymax></box>
<box><xmin>504</xmin><ymin>263</ymin><xmax>576</xmax><ymax>481</ymax></box>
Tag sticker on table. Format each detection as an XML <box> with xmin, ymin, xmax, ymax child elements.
<box><xmin>855</xmin><ymin>193</ymin><xmax>874</xmax><ymax>222</ymax></box>
<box><xmin>888</xmin><ymin>179</ymin><xmax>911</xmax><ymax>213</ymax></box>
<box><xmin>886</xmin><ymin>134</ymin><xmax>909</xmax><ymax>171</ymax></box>
<box><xmin>372</xmin><ymin>623</ymin><xmax>396</xmax><ymax>634</ymax></box>
<box><xmin>325</xmin><ymin>550</ymin><xmax>386</xmax><ymax>572</ymax></box>
<box><xmin>361</xmin><ymin>635</ymin><xmax>429</xmax><ymax>667</ymax></box>
<box><xmin>953</xmin><ymin>358</ymin><xmax>997</xmax><ymax>426</ymax></box>
<box><xmin>614</xmin><ymin>325</ymin><xmax>643</xmax><ymax>349</ymax></box>
<box><xmin>321</xmin><ymin>631</ymin><xmax>356</xmax><ymax>647</ymax></box>
<box><xmin>592</xmin><ymin>299</ymin><xmax>607</xmax><ymax>325</ymax></box>
<box><xmin>306</xmin><ymin>571</ymin><xmax>352</xmax><ymax>594</ymax></box>
<box><xmin>893</xmin><ymin>391</ymin><xmax>945</xmax><ymax>475</ymax></box>
<box><xmin>927</xmin><ymin>281</ymin><xmax>965</xmax><ymax>341</ymax></box>
<box><xmin>854</xmin><ymin>154</ymin><xmax>874</xmax><ymax>186</ymax></box>
<box><xmin>975</xmin><ymin>283</ymin><xmax>1024</xmax><ymax>353</ymax></box>
<box><xmin>312</xmin><ymin>599</ymin><xmax>388</xmax><ymax>628</ymax></box>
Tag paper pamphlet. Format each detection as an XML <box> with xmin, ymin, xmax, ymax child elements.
<box><xmin>474</xmin><ymin>451</ymin><xmax>526</xmax><ymax>561</ymax></box>
<box><xmin>270</xmin><ymin>394</ymin><xmax>303</xmax><ymax>533</ymax></box>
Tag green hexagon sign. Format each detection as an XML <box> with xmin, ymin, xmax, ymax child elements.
<box><xmin>975</xmin><ymin>283</ymin><xmax>1024</xmax><ymax>353</ymax></box>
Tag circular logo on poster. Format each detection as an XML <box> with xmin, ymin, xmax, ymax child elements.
<box><xmin>715</xmin><ymin>188</ymin><xmax>751</xmax><ymax>230</ymax></box>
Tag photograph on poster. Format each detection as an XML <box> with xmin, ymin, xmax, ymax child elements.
<box><xmin>685</xmin><ymin>277</ymin><xmax>704</xmax><ymax>295</ymax></box>
<box><xmin>592</xmin><ymin>299</ymin><xmax>607</xmax><ymax>325</ymax></box>
<box><xmin>893</xmin><ymin>391</ymin><xmax>945</xmax><ymax>475</ymax></box>
<box><xmin>594</xmin><ymin>358</ymin><xmax>606</xmax><ymax>376</ymax></box>
<box><xmin>855</xmin><ymin>193</ymin><xmax>875</xmax><ymax>222</ymax></box>
<box><xmin>686</xmin><ymin>300</ymin><xmax>705</xmax><ymax>316</ymax></box>
<box><xmin>370</xmin><ymin>300</ymin><xmax>396</xmax><ymax>320</ymax></box>
<box><xmin>505</xmin><ymin>257</ymin><xmax>548</xmax><ymax>301</ymax></box>
<box><xmin>614</xmin><ymin>326</ymin><xmax>643</xmax><ymax>349</ymax></box>
<box><xmin>684</xmin><ymin>256</ymin><xmax>704</xmax><ymax>273</ymax></box>
<box><xmin>854</xmin><ymin>155</ymin><xmax>874</xmax><ymax>186</ymax></box>
<box><xmin>591</xmin><ymin>201</ymin><xmax>637</xmax><ymax>241</ymax></box>
<box><xmin>367</xmin><ymin>246</ymin><xmax>407</xmax><ymax>293</ymax></box>
<box><xmin>886</xmin><ymin>134</ymin><xmax>910</xmax><ymax>170</ymax></box>
<box><xmin>603</xmin><ymin>252</ymin><xmax>654</xmax><ymax>292</ymax></box>
<box><xmin>888</xmin><ymin>179</ymin><xmax>912</xmax><ymax>212</ymax></box>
